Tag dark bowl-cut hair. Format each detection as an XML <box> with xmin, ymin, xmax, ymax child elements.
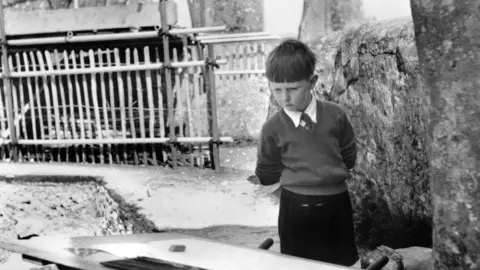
<box><xmin>265</xmin><ymin>38</ymin><xmax>317</xmax><ymax>83</ymax></box>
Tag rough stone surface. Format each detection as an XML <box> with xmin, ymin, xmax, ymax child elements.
<box><xmin>0</xmin><ymin>179</ymin><xmax>137</xmax><ymax>264</ymax></box>
<box><xmin>309</xmin><ymin>18</ymin><xmax>432</xmax><ymax>250</ymax></box>
<box><xmin>395</xmin><ymin>246</ymin><xmax>434</xmax><ymax>270</ymax></box>
<box><xmin>410</xmin><ymin>0</ymin><xmax>480</xmax><ymax>269</ymax></box>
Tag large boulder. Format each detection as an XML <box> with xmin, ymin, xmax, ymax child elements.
<box><xmin>310</xmin><ymin>18</ymin><xmax>432</xmax><ymax>250</ymax></box>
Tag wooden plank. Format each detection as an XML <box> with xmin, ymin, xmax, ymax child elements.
<box><xmin>79</xmin><ymin>50</ymin><xmax>95</xmax><ymax>163</ymax></box>
<box><xmin>125</xmin><ymin>48</ymin><xmax>139</xmax><ymax>165</ymax></box>
<box><xmin>143</xmin><ymin>46</ymin><xmax>156</xmax><ymax>165</ymax></box>
<box><xmin>97</xmin><ymin>49</ymin><xmax>112</xmax><ymax>165</ymax></box>
<box><xmin>36</xmin><ymin>52</ymin><xmax>53</xmax><ymax>144</ymax></box>
<box><xmin>29</xmin><ymin>51</ymin><xmax>46</xmax><ymax>161</ymax></box>
<box><xmin>0</xmin><ymin>63</ymin><xmax>5</xmax><ymax>137</ymax></box>
<box><xmin>0</xmin><ymin>233</ymin><xmax>355</xmax><ymax>270</ymax></box>
<box><xmin>4</xmin><ymin>2</ymin><xmax>178</xmax><ymax>36</ymax></box>
<box><xmin>53</xmin><ymin>50</ymin><xmax>70</xmax><ymax>161</ymax></box>
<box><xmin>182</xmin><ymin>39</ymin><xmax>194</xmax><ymax>167</ymax></box>
<box><xmin>133</xmin><ymin>48</ymin><xmax>147</xmax><ymax>165</ymax></box>
<box><xmin>163</xmin><ymin>35</ymin><xmax>177</xmax><ymax>168</ymax></box>
<box><xmin>172</xmin><ymin>48</ymin><xmax>183</xmax><ymax>139</ymax></box>
<box><xmin>206</xmin><ymin>44</ymin><xmax>220</xmax><ymax>171</ymax></box>
<box><xmin>113</xmin><ymin>48</ymin><xmax>127</xmax><ymax>163</ymax></box>
<box><xmin>7</xmin><ymin>56</ymin><xmax>21</xmax><ymax>159</ymax></box>
<box><xmin>71</xmin><ymin>51</ymin><xmax>86</xmax><ymax>163</ymax></box>
<box><xmin>172</xmin><ymin>47</ymin><xmax>187</xmax><ymax>166</ymax></box>
<box><xmin>22</xmin><ymin>52</ymin><xmax>38</xmax><ymax>160</ymax></box>
<box><xmin>45</xmin><ymin>51</ymin><xmax>63</xmax><ymax>161</ymax></box>
<box><xmin>106</xmin><ymin>49</ymin><xmax>120</xmax><ymax>164</ymax></box>
<box><xmin>63</xmin><ymin>50</ymin><xmax>79</xmax><ymax>163</ymax></box>
<box><xmin>154</xmin><ymin>48</ymin><xmax>165</xmax><ymax>138</ymax></box>
<box><xmin>191</xmin><ymin>47</ymin><xmax>202</xmax><ymax>167</ymax></box>
<box><xmin>88</xmin><ymin>50</ymin><xmax>104</xmax><ymax>164</ymax></box>
<box><xmin>246</xmin><ymin>44</ymin><xmax>252</xmax><ymax>79</ymax></box>
<box><xmin>15</xmin><ymin>53</ymin><xmax>30</xmax><ymax>161</ymax></box>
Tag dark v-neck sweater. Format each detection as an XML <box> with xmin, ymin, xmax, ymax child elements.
<box><xmin>255</xmin><ymin>100</ymin><xmax>357</xmax><ymax>196</ymax></box>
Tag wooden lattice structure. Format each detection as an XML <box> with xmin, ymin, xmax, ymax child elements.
<box><xmin>0</xmin><ymin>1</ymin><xmax>280</xmax><ymax>170</ymax></box>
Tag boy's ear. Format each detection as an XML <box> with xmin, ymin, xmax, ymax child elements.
<box><xmin>310</xmin><ymin>75</ymin><xmax>319</xmax><ymax>87</ymax></box>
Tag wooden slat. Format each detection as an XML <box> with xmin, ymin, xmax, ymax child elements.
<box><xmin>133</xmin><ymin>48</ymin><xmax>147</xmax><ymax>165</ymax></box>
<box><xmin>246</xmin><ymin>44</ymin><xmax>252</xmax><ymax>79</ymax></box>
<box><xmin>253</xmin><ymin>44</ymin><xmax>260</xmax><ymax>79</ymax></box>
<box><xmin>231</xmin><ymin>45</ymin><xmax>238</xmax><ymax>84</ymax></box>
<box><xmin>88</xmin><ymin>49</ymin><xmax>104</xmax><ymax>164</ymax></box>
<box><xmin>29</xmin><ymin>51</ymin><xmax>46</xmax><ymax>161</ymax></box>
<box><xmin>97</xmin><ymin>49</ymin><xmax>112</xmax><ymax>165</ymax></box>
<box><xmin>261</xmin><ymin>43</ymin><xmax>267</xmax><ymax>71</ymax></box>
<box><xmin>143</xmin><ymin>46</ymin><xmax>156</xmax><ymax>165</ymax></box>
<box><xmin>45</xmin><ymin>51</ymin><xmax>63</xmax><ymax>161</ymax></box>
<box><xmin>163</xmin><ymin>34</ymin><xmax>177</xmax><ymax>168</ymax></box>
<box><xmin>191</xmin><ymin>47</ymin><xmax>202</xmax><ymax>167</ymax></box>
<box><xmin>22</xmin><ymin>52</ymin><xmax>38</xmax><ymax>160</ymax></box>
<box><xmin>0</xmin><ymin>77</ymin><xmax>4</xmax><ymax>156</ymax></box>
<box><xmin>63</xmin><ymin>50</ymin><xmax>79</xmax><ymax>163</ymax></box>
<box><xmin>36</xmin><ymin>52</ymin><xmax>53</xmax><ymax>144</ymax></box>
<box><xmin>54</xmin><ymin>50</ymin><xmax>70</xmax><ymax>153</ymax></box>
<box><xmin>191</xmin><ymin>47</ymin><xmax>203</xmax><ymax>166</ymax></box>
<box><xmin>154</xmin><ymin>48</ymin><xmax>165</xmax><ymax>138</ymax></box>
<box><xmin>7</xmin><ymin>56</ymin><xmax>21</xmax><ymax>159</ymax></box>
<box><xmin>125</xmin><ymin>48</ymin><xmax>139</xmax><ymax>165</ymax></box>
<box><xmin>172</xmin><ymin>47</ymin><xmax>186</xmax><ymax>166</ymax></box>
<box><xmin>0</xmin><ymin>63</ymin><xmax>5</xmax><ymax>137</ymax></box>
<box><xmin>182</xmin><ymin>40</ymin><xmax>194</xmax><ymax>167</ymax></box>
<box><xmin>71</xmin><ymin>51</ymin><xmax>86</xmax><ymax>163</ymax></box>
<box><xmin>106</xmin><ymin>49</ymin><xmax>120</xmax><ymax>164</ymax></box>
<box><xmin>79</xmin><ymin>50</ymin><xmax>95</xmax><ymax>163</ymax></box>
<box><xmin>113</xmin><ymin>48</ymin><xmax>128</xmax><ymax>163</ymax></box>
<box><xmin>15</xmin><ymin>53</ymin><xmax>30</xmax><ymax>161</ymax></box>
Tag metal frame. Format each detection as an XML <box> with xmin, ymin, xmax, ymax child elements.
<box><xmin>6</xmin><ymin>26</ymin><xmax>228</xmax><ymax>46</ymax></box>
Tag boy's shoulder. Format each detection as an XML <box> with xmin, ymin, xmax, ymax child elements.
<box><xmin>320</xmin><ymin>100</ymin><xmax>345</xmax><ymax>113</ymax></box>
<box><xmin>319</xmin><ymin>99</ymin><xmax>347</xmax><ymax>117</ymax></box>
<box><xmin>261</xmin><ymin>110</ymin><xmax>284</xmax><ymax>136</ymax></box>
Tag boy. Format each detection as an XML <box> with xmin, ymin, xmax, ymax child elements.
<box><xmin>254</xmin><ymin>39</ymin><xmax>358</xmax><ymax>266</ymax></box>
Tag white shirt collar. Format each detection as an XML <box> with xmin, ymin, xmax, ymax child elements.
<box><xmin>283</xmin><ymin>96</ymin><xmax>317</xmax><ymax>128</ymax></box>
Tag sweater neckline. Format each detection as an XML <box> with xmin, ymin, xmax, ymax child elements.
<box><xmin>281</xmin><ymin>99</ymin><xmax>323</xmax><ymax>128</ymax></box>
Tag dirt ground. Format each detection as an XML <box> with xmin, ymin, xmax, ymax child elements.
<box><xmin>0</xmin><ymin>145</ymin><xmax>284</xmax><ymax>269</ymax></box>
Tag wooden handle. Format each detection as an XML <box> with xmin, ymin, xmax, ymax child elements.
<box><xmin>366</xmin><ymin>256</ymin><xmax>389</xmax><ymax>270</ymax></box>
<box><xmin>258</xmin><ymin>238</ymin><xmax>274</xmax><ymax>250</ymax></box>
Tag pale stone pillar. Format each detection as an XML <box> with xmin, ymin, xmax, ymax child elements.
<box><xmin>410</xmin><ymin>0</ymin><xmax>480</xmax><ymax>269</ymax></box>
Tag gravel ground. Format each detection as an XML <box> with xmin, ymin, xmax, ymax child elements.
<box><xmin>0</xmin><ymin>145</ymin><xmax>283</xmax><ymax>269</ymax></box>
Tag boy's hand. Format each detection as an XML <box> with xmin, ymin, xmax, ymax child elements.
<box><xmin>247</xmin><ymin>175</ymin><xmax>261</xmax><ymax>185</ymax></box>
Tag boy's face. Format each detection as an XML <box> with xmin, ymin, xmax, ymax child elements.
<box><xmin>269</xmin><ymin>75</ymin><xmax>317</xmax><ymax>112</ymax></box>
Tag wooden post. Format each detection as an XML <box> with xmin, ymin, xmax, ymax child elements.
<box><xmin>160</xmin><ymin>0</ymin><xmax>177</xmax><ymax>168</ymax></box>
<box><xmin>0</xmin><ymin>3</ymin><xmax>18</xmax><ymax>161</ymax></box>
<box><xmin>206</xmin><ymin>44</ymin><xmax>220</xmax><ymax>172</ymax></box>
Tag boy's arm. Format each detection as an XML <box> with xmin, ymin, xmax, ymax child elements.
<box><xmin>339</xmin><ymin>111</ymin><xmax>357</xmax><ymax>170</ymax></box>
<box><xmin>255</xmin><ymin>128</ymin><xmax>283</xmax><ymax>186</ymax></box>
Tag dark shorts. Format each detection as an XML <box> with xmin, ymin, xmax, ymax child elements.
<box><xmin>278</xmin><ymin>188</ymin><xmax>359</xmax><ymax>266</ymax></box>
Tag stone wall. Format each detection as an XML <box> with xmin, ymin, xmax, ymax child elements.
<box><xmin>311</xmin><ymin>18</ymin><xmax>432</xmax><ymax>250</ymax></box>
